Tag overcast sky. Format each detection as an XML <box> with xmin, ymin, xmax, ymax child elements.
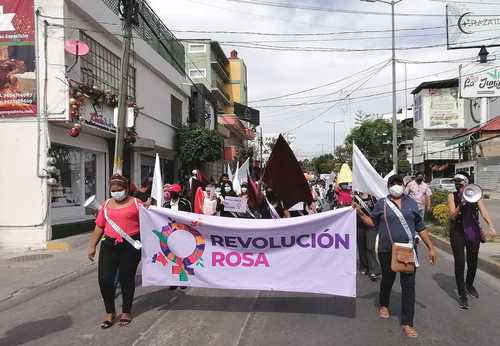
<box><xmin>148</xmin><ymin>0</ymin><xmax>500</xmax><ymax>158</ymax></box>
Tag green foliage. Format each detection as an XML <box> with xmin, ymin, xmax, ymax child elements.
<box><xmin>431</xmin><ymin>190</ymin><xmax>449</xmax><ymax>207</ymax></box>
<box><xmin>344</xmin><ymin>118</ymin><xmax>418</xmax><ymax>175</ymax></box>
<box><xmin>175</xmin><ymin>126</ymin><xmax>222</xmax><ymax>171</ymax></box>
<box><xmin>432</xmin><ymin>203</ymin><xmax>450</xmax><ymax>230</ymax></box>
<box><xmin>300</xmin><ymin>158</ymin><xmax>313</xmax><ymax>172</ymax></box>
<box><xmin>311</xmin><ymin>154</ymin><xmax>335</xmax><ymax>174</ymax></box>
<box><xmin>236</xmin><ymin>145</ymin><xmax>255</xmax><ymax>164</ymax></box>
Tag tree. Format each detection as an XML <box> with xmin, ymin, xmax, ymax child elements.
<box><xmin>236</xmin><ymin>145</ymin><xmax>255</xmax><ymax>164</ymax></box>
<box><xmin>175</xmin><ymin>126</ymin><xmax>222</xmax><ymax>173</ymax></box>
<box><xmin>311</xmin><ymin>154</ymin><xmax>335</xmax><ymax>174</ymax></box>
<box><xmin>354</xmin><ymin>110</ymin><xmax>379</xmax><ymax>125</ymax></box>
<box><xmin>344</xmin><ymin>118</ymin><xmax>418</xmax><ymax>175</ymax></box>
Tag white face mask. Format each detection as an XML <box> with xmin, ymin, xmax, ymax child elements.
<box><xmin>241</xmin><ymin>187</ymin><xmax>248</xmax><ymax>193</ymax></box>
<box><xmin>224</xmin><ymin>187</ymin><xmax>231</xmax><ymax>193</ymax></box>
<box><xmin>389</xmin><ymin>184</ymin><xmax>404</xmax><ymax>198</ymax></box>
<box><xmin>111</xmin><ymin>190</ymin><xmax>127</xmax><ymax>201</ymax></box>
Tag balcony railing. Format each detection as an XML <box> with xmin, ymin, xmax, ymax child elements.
<box><xmin>102</xmin><ymin>0</ymin><xmax>185</xmax><ymax>75</ymax></box>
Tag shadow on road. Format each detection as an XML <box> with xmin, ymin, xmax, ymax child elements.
<box><xmin>432</xmin><ymin>273</ymin><xmax>457</xmax><ymax>301</ymax></box>
<box><xmin>0</xmin><ymin>315</ymin><xmax>72</xmax><ymax>346</ymax></box>
<box><xmin>133</xmin><ymin>289</ymin><xmax>356</xmax><ymax>318</ymax></box>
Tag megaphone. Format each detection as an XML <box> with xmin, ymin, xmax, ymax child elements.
<box><xmin>83</xmin><ymin>195</ymin><xmax>101</xmax><ymax>212</ymax></box>
<box><xmin>462</xmin><ymin>184</ymin><xmax>483</xmax><ymax>204</ymax></box>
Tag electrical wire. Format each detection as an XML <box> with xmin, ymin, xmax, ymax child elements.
<box><xmin>283</xmin><ymin>61</ymin><xmax>391</xmax><ymax>134</ymax></box>
<box><xmin>225</xmin><ymin>0</ymin><xmax>445</xmax><ymax>17</ymax></box>
<box><xmin>172</xmin><ymin>26</ymin><xmax>448</xmax><ymax>36</ymax></box>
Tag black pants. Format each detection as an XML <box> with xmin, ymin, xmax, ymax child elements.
<box><xmin>357</xmin><ymin>225</ymin><xmax>380</xmax><ymax>274</ymax></box>
<box><xmin>98</xmin><ymin>236</ymin><xmax>141</xmax><ymax>314</ymax></box>
<box><xmin>378</xmin><ymin>252</ymin><xmax>416</xmax><ymax>326</ymax></box>
<box><xmin>449</xmin><ymin>225</ymin><xmax>480</xmax><ymax>296</ymax></box>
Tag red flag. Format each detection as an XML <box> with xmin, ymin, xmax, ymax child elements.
<box><xmin>193</xmin><ymin>187</ymin><xmax>205</xmax><ymax>214</ymax></box>
<box><xmin>262</xmin><ymin>134</ymin><xmax>313</xmax><ymax>209</ymax></box>
<box><xmin>247</xmin><ymin>174</ymin><xmax>263</xmax><ymax>209</ymax></box>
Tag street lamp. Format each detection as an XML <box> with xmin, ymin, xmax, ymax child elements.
<box><xmin>361</xmin><ymin>0</ymin><xmax>403</xmax><ymax>173</ymax></box>
<box><xmin>325</xmin><ymin>120</ymin><xmax>344</xmax><ymax>154</ymax></box>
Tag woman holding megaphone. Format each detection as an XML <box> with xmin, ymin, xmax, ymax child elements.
<box><xmin>448</xmin><ymin>172</ymin><xmax>496</xmax><ymax>309</ymax></box>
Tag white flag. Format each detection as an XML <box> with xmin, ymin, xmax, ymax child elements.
<box><xmin>383</xmin><ymin>170</ymin><xmax>395</xmax><ymax>181</ymax></box>
<box><xmin>237</xmin><ymin>158</ymin><xmax>250</xmax><ymax>185</ymax></box>
<box><xmin>151</xmin><ymin>153</ymin><xmax>164</xmax><ymax>206</ymax></box>
<box><xmin>227</xmin><ymin>163</ymin><xmax>233</xmax><ymax>181</ymax></box>
<box><xmin>352</xmin><ymin>144</ymin><xmax>388</xmax><ymax>199</ymax></box>
<box><xmin>233</xmin><ymin>161</ymin><xmax>241</xmax><ymax>195</ymax></box>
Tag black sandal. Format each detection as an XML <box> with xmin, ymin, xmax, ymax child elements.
<box><xmin>100</xmin><ymin>320</ymin><xmax>114</xmax><ymax>329</ymax></box>
<box><xmin>119</xmin><ymin>318</ymin><xmax>131</xmax><ymax>326</ymax></box>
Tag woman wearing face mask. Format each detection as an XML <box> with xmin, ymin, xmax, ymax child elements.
<box><xmin>217</xmin><ymin>181</ymin><xmax>238</xmax><ymax>217</ymax></box>
<box><xmin>87</xmin><ymin>174</ymin><xmax>143</xmax><ymax>329</ymax></box>
<box><xmin>448</xmin><ymin>172</ymin><xmax>496</xmax><ymax>309</ymax></box>
<box><xmin>356</xmin><ymin>175</ymin><xmax>437</xmax><ymax>338</ymax></box>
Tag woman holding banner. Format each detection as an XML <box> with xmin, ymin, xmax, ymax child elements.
<box><xmin>87</xmin><ymin>174</ymin><xmax>143</xmax><ymax>329</ymax></box>
<box><xmin>356</xmin><ymin>175</ymin><xmax>437</xmax><ymax>338</ymax></box>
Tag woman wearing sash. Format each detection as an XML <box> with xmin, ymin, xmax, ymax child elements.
<box><xmin>448</xmin><ymin>172</ymin><xmax>496</xmax><ymax>309</ymax></box>
<box><xmin>356</xmin><ymin>175</ymin><xmax>437</xmax><ymax>338</ymax></box>
<box><xmin>87</xmin><ymin>174</ymin><xmax>143</xmax><ymax>328</ymax></box>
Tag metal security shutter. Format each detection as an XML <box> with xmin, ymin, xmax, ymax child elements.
<box><xmin>477</xmin><ymin>157</ymin><xmax>500</xmax><ymax>192</ymax></box>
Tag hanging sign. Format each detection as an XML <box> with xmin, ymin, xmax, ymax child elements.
<box><xmin>0</xmin><ymin>0</ymin><xmax>36</xmax><ymax>117</ymax></box>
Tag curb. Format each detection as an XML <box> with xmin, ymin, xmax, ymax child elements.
<box><xmin>45</xmin><ymin>232</ymin><xmax>90</xmax><ymax>252</ymax></box>
<box><xmin>429</xmin><ymin>233</ymin><xmax>500</xmax><ymax>280</ymax></box>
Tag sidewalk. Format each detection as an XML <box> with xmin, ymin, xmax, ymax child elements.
<box><xmin>0</xmin><ymin>233</ymin><xmax>95</xmax><ymax>307</ymax></box>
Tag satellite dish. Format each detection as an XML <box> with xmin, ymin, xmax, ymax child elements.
<box><xmin>64</xmin><ymin>40</ymin><xmax>90</xmax><ymax>56</ymax></box>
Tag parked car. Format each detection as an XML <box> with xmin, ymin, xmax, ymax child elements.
<box><xmin>429</xmin><ymin>178</ymin><xmax>456</xmax><ymax>192</ymax></box>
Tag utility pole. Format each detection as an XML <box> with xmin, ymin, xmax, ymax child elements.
<box><xmin>259</xmin><ymin>127</ymin><xmax>263</xmax><ymax>173</ymax></box>
<box><xmin>478</xmin><ymin>46</ymin><xmax>489</xmax><ymax>125</ymax></box>
<box><xmin>113</xmin><ymin>0</ymin><xmax>136</xmax><ymax>174</ymax></box>
<box><xmin>325</xmin><ymin>120</ymin><xmax>344</xmax><ymax>154</ymax></box>
<box><xmin>361</xmin><ymin>0</ymin><xmax>402</xmax><ymax>173</ymax></box>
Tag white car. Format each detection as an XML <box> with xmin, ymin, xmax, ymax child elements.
<box><xmin>429</xmin><ymin>178</ymin><xmax>456</xmax><ymax>192</ymax></box>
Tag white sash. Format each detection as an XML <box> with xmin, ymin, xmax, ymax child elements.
<box><xmin>103</xmin><ymin>199</ymin><xmax>142</xmax><ymax>250</ymax></box>
<box><xmin>385</xmin><ymin>199</ymin><xmax>419</xmax><ymax>267</ymax></box>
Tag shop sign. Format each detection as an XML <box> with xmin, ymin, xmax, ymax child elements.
<box><xmin>460</xmin><ymin>63</ymin><xmax>500</xmax><ymax>98</ymax></box>
<box><xmin>447</xmin><ymin>3</ymin><xmax>500</xmax><ymax>49</ymax></box>
<box><xmin>81</xmin><ymin>102</ymin><xmax>116</xmax><ymax>133</ymax></box>
<box><xmin>0</xmin><ymin>0</ymin><xmax>37</xmax><ymax>117</ymax></box>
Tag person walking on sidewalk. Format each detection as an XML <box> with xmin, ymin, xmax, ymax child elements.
<box><xmin>87</xmin><ymin>174</ymin><xmax>144</xmax><ymax>329</ymax></box>
<box><xmin>405</xmin><ymin>172</ymin><xmax>432</xmax><ymax>219</ymax></box>
<box><xmin>356</xmin><ymin>175</ymin><xmax>437</xmax><ymax>338</ymax></box>
<box><xmin>448</xmin><ymin>172</ymin><xmax>496</xmax><ymax>309</ymax></box>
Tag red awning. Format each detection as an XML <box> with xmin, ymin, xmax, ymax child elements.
<box><xmin>451</xmin><ymin>115</ymin><xmax>500</xmax><ymax>139</ymax></box>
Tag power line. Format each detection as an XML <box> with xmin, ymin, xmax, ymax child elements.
<box><xmin>172</xmin><ymin>26</ymin><xmax>448</xmax><ymax>36</ymax></box>
<box><xmin>283</xmin><ymin>61</ymin><xmax>391</xmax><ymax>134</ymax></box>
<box><xmin>250</xmin><ymin>59</ymin><xmax>389</xmax><ymax>103</ymax></box>
<box><xmin>225</xmin><ymin>0</ymin><xmax>445</xmax><ymax>17</ymax></box>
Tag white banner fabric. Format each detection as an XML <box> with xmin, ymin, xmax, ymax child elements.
<box><xmin>140</xmin><ymin>206</ymin><xmax>357</xmax><ymax>297</ymax></box>
<box><xmin>352</xmin><ymin>144</ymin><xmax>388</xmax><ymax>199</ymax></box>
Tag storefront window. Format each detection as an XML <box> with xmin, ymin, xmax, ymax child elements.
<box><xmin>49</xmin><ymin>144</ymin><xmax>98</xmax><ymax>208</ymax></box>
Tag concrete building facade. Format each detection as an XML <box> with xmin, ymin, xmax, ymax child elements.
<box><xmin>0</xmin><ymin>0</ymin><xmax>189</xmax><ymax>250</ymax></box>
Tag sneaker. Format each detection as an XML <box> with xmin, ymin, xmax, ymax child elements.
<box><xmin>369</xmin><ymin>273</ymin><xmax>378</xmax><ymax>282</ymax></box>
<box><xmin>458</xmin><ymin>295</ymin><xmax>469</xmax><ymax>309</ymax></box>
<box><xmin>360</xmin><ymin>268</ymin><xmax>368</xmax><ymax>275</ymax></box>
<box><xmin>466</xmin><ymin>285</ymin><xmax>479</xmax><ymax>298</ymax></box>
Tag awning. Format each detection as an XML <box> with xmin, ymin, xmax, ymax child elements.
<box><xmin>445</xmin><ymin>134</ymin><xmax>472</xmax><ymax>147</ymax></box>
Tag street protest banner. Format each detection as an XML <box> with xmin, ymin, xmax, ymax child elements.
<box><xmin>0</xmin><ymin>0</ymin><xmax>36</xmax><ymax>117</ymax></box>
<box><xmin>222</xmin><ymin>196</ymin><xmax>247</xmax><ymax>213</ymax></box>
<box><xmin>140</xmin><ymin>206</ymin><xmax>356</xmax><ymax>297</ymax></box>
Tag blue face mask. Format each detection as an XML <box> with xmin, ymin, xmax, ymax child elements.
<box><xmin>111</xmin><ymin>190</ymin><xmax>127</xmax><ymax>201</ymax></box>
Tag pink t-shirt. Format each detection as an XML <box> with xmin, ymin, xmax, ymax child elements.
<box><xmin>96</xmin><ymin>198</ymin><xmax>142</xmax><ymax>243</ymax></box>
<box><xmin>405</xmin><ymin>180</ymin><xmax>432</xmax><ymax>209</ymax></box>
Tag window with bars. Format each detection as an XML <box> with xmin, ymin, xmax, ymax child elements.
<box><xmin>171</xmin><ymin>95</ymin><xmax>183</xmax><ymax>127</ymax></box>
<box><xmin>79</xmin><ymin>31</ymin><xmax>136</xmax><ymax>99</ymax></box>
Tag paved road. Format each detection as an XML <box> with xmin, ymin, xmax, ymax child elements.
<box><xmin>1</xmin><ymin>248</ymin><xmax>500</xmax><ymax>346</ymax></box>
